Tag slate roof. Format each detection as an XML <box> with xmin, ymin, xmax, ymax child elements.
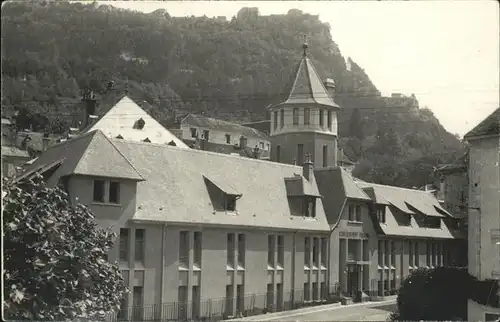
<box><xmin>271</xmin><ymin>52</ymin><xmax>340</xmax><ymax>109</ymax></box>
<box><xmin>284</xmin><ymin>175</ymin><xmax>322</xmax><ymax>198</ymax></box>
<box><xmin>355</xmin><ymin>182</ymin><xmax>450</xmax><ymax>218</ymax></box>
<box><xmin>19</xmin><ymin>130</ymin><xmax>144</xmax><ymax>186</ymax></box>
<box><xmin>86</xmin><ymin>96</ymin><xmax>189</xmax><ymax>148</ymax></box>
<box><xmin>181</xmin><ymin>114</ymin><xmax>269</xmax><ymax>141</ymax></box>
<box><xmin>314</xmin><ymin>167</ymin><xmax>371</xmax><ymax>224</ymax></box>
<box><xmin>464</xmin><ymin>107</ymin><xmax>500</xmax><ymax>139</ymax></box>
<box><xmin>108</xmin><ymin>139</ymin><xmax>329</xmax><ymax>231</ymax></box>
<box><xmin>183</xmin><ymin>139</ymin><xmax>271</xmax><ymax>160</ymax></box>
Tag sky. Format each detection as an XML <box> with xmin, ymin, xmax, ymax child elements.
<box><xmin>100</xmin><ymin>0</ymin><xmax>499</xmax><ymax>137</ymax></box>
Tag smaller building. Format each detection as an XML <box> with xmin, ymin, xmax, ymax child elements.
<box><xmin>315</xmin><ymin>167</ymin><xmax>465</xmax><ymax>302</ymax></box>
<box><xmin>465</xmin><ymin>107</ymin><xmax>500</xmax><ymax>322</ymax></box>
<box><xmin>170</xmin><ymin>113</ymin><xmax>271</xmax><ymax>159</ymax></box>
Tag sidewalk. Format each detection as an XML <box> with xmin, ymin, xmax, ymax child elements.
<box><xmin>229</xmin><ymin>298</ymin><xmax>397</xmax><ymax>321</ymax></box>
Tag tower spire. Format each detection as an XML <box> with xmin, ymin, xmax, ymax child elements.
<box><xmin>302</xmin><ymin>34</ymin><xmax>308</xmax><ymax>57</ymax></box>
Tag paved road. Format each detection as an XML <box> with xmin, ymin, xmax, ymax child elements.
<box><xmin>262</xmin><ymin>302</ymin><xmax>397</xmax><ymax>321</ymax></box>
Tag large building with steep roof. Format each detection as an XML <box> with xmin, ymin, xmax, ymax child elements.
<box><xmin>464</xmin><ymin>107</ymin><xmax>500</xmax><ymax>321</ymax></box>
<box><xmin>20</xmin><ymin>129</ymin><xmax>332</xmax><ymax>320</ymax></box>
<box><xmin>315</xmin><ymin>167</ymin><xmax>464</xmax><ymax>301</ymax></box>
<box><xmin>268</xmin><ymin>42</ymin><xmax>341</xmax><ymax>168</ymax></box>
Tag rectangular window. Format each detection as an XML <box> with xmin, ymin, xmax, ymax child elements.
<box><xmin>304</xmin><ymin>237</ymin><xmax>311</xmax><ymax>268</ymax></box>
<box><xmin>237</xmin><ymin>233</ymin><xmax>245</xmax><ymax>268</ymax></box>
<box><xmin>225</xmin><ymin>134</ymin><xmax>231</xmax><ymax>144</ymax></box>
<box><xmin>227</xmin><ymin>233</ymin><xmax>235</xmax><ymax>268</ymax></box>
<box><xmin>304</xmin><ymin>282</ymin><xmax>310</xmax><ymax>301</ymax></box>
<box><xmin>268</xmin><ymin>235</ymin><xmax>275</xmax><ymax>267</ymax></box>
<box><xmin>348</xmin><ymin>204</ymin><xmax>355</xmax><ymax>221</ymax></box>
<box><xmin>225</xmin><ymin>285</ymin><xmax>234</xmax><ymax>316</ymax></box>
<box><xmin>276</xmin><ymin>283</ymin><xmax>283</xmax><ymax>310</ymax></box>
<box><xmin>303</xmin><ymin>197</ymin><xmax>316</xmax><ymax>217</ymax></box>
<box><xmin>362</xmin><ymin>239</ymin><xmax>369</xmax><ymax>261</ymax></box>
<box><xmin>190</xmin><ymin>128</ymin><xmax>197</xmax><ymax>138</ymax></box>
<box><xmin>304</xmin><ymin>108</ymin><xmax>310</xmax><ymax>125</ymax></box>
<box><xmin>312</xmin><ymin>237</ymin><xmax>319</xmax><ymax>267</ymax></box>
<box><xmin>293</xmin><ymin>108</ymin><xmax>299</xmax><ymax>125</ymax></box>
<box><xmin>320</xmin><ymin>282</ymin><xmax>326</xmax><ymax>300</ymax></box>
<box><xmin>194</xmin><ymin>231</ymin><xmax>202</xmax><ymax>268</ymax></box>
<box><xmin>93</xmin><ymin>179</ymin><xmax>105</xmax><ymax>202</ymax></box>
<box><xmin>266</xmin><ymin>283</ymin><xmax>274</xmax><ymax>310</ymax></box>
<box><xmin>277</xmin><ymin>235</ymin><xmax>284</xmax><ymax>268</ymax></box>
<box><xmin>132</xmin><ymin>286</ymin><xmax>144</xmax><ymax>320</ymax></box>
<box><xmin>273</xmin><ymin>111</ymin><xmax>278</xmax><ymax>130</ymax></box>
<box><xmin>178</xmin><ymin>285</ymin><xmax>188</xmax><ymax>321</ymax></box>
<box><xmin>236</xmin><ymin>285</ymin><xmax>244</xmax><ymax>315</ymax></box>
<box><xmin>409</xmin><ymin>241</ymin><xmax>414</xmax><ymax>267</ymax></box>
<box><xmin>327</xmin><ymin>111</ymin><xmax>332</xmax><ymax>129</ymax></box>
<box><xmin>320</xmin><ymin>237</ymin><xmax>327</xmax><ymax>267</ymax></box>
<box><xmin>179</xmin><ymin>231</ymin><xmax>189</xmax><ymax>268</ymax></box>
<box><xmin>377</xmin><ymin>206</ymin><xmax>386</xmax><ymax>223</ymax></box>
<box><xmin>259</xmin><ymin>142</ymin><xmax>264</xmax><ymax>149</ymax></box>
<box><xmin>322</xmin><ymin>145</ymin><xmax>328</xmax><ymax>167</ymax></box>
<box><xmin>280</xmin><ymin>109</ymin><xmax>285</xmax><ymax>128</ymax></box>
<box><xmin>347</xmin><ymin>239</ymin><xmax>359</xmax><ymax>262</ymax></box>
<box><xmin>414</xmin><ymin>241</ymin><xmax>419</xmax><ymax>267</ymax></box>
<box><xmin>319</xmin><ymin>109</ymin><xmax>324</xmax><ymax>127</ymax></box>
<box><xmin>276</xmin><ymin>145</ymin><xmax>281</xmax><ymax>162</ymax></box>
<box><xmin>432</xmin><ymin>243</ymin><xmax>437</xmax><ymax>267</ymax></box>
<box><xmin>437</xmin><ymin>243</ymin><xmax>442</xmax><ymax>266</ymax></box>
<box><xmin>391</xmin><ymin>241</ymin><xmax>396</xmax><ymax>267</ymax></box>
<box><xmin>135</xmin><ymin>229</ymin><xmax>145</xmax><ymax>263</ymax></box>
<box><xmin>426</xmin><ymin>241</ymin><xmax>431</xmax><ymax>266</ymax></box>
<box><xmin>355</xmin><ymin>205</ymin><xmax>362</xmax><ymax>222</ymax></box>
<box><xmin>225</xmin><ymin>195</ymin><xmax>237</xmax><ymax>211</ymax></box>
<box><xmin>297</xmin><ymin>144</ymin><xmax>304</xmax><ymax>165</ymax></box>
<box><xmin>192</xmin><ymin>285</ymin><xmax>200</xmax><ymax>319</ymax></box>
<box><xmin>109</xmin><ymin>181</ymin><xmax>120</xmax><ymax>204</ymax></box>
<box><xmin>312</xmin><ymin>282</ymin><xmax>318</xmax><ymax>301</ymax></box>
<box><xmin>378</xmin><ymin>240</ymin><xmax>383</xmax><ymax>266</ymax></box>
<box><xmin>117</xmin><ymin>294</ymin><xmax>128</xmax><ymax>320</ymax></box>
<box><xmin>119</xmin><ymin>228</ymin><xmax>130</xmax><ymax>262</ymax></box>
<box><xmin>202</xmin><ymin>130</ymin><xmax>210</xmax><ymax>141</ymax></box>
<box><xmin>384</xmin><ymin>240</ymin><xmax>389</xmax><ymax>267</ymax></box>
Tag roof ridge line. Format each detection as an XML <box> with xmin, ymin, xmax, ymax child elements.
<box><xmin>104</xmin><ymin>132</ymin><xmax>145</xmax><ymax>181</ymax></box>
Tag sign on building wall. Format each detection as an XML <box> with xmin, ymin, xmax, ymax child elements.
<box><xmin>339</xmin><ymin>231</ymin><xmax>369</xmax><ymax>239</ymax></box>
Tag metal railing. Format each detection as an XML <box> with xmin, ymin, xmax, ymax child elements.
<box><xmin>108</xmin><ymin>284</ymin><xmax>343</xmax><ymax>321</ymax></box>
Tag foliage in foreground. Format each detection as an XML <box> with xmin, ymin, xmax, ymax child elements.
<box><xmin>3</xmin><ymin>174</ymin><xmax>128</xmax><ymax>321</ymax></box>
<box><xmin>388</xmin><ymin>267</ymin><xmax>499</xmax><ymax>321</ymax></box>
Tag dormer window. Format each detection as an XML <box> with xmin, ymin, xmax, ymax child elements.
<box><xmin>376</xmin><ymin>205</ymin><xmax>386</xmax><ymax>223</ymax></box>
<box><xmin>133</xmin><ymin>118</ymin><xmax>145</xmax><ymax>130</ymax></box>
<box><xmin>302</xmin><ymin>196</ymin><xmax>316</xmax><ymax>218</ymax></box>
<box><xmin>167</xmin><ymin>140</ymin><xmax>177</xmax><ymax>146</ymax></box>
<box><xmin>116</xmin><ymin>135</ymin><xmax>124</xmax><ymax>139</ymax></box>
<box><xmin>423</xmin><ymin>216</ymin><xmax>441</xmax><ymax>229</ymax></box>
<box><xmin>203</xmin><ymin>175</ymin><xmax>241</xmax><ymax>213</ymax></box>
<box><xmin>143</xmin><ymin>138</ymin><xmax>151</xmax><ymax>143</ymax></box>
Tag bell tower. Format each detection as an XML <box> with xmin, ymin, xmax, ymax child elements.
<box><xmin>268</xmin><ymin>40</ymin><xmax>341</xmax><ymax>168</ymax></box>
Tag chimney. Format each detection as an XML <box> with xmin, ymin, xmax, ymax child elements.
<box><xmin>81</xmin><ymin>89</ymin><xmax>97</xmax><ymax>129</ymax></box>
<box><xmin>324</xmin><ymin>78</ymin><xmax>336</xmax><ymax>98</ymax></box>
<box><xmin>239</xmin><ymin>135</ymin><xmax>247</xmax><ymax>149</ymax></box>
<box><xmin>302</xmin><ymin>153</ymin><xmax>314</xmax><ymax>181</ymax></box>
<box><xmin>107</xmin><ymin>80</ymin><xmax>117</xmax><ymax>107</ymax></box>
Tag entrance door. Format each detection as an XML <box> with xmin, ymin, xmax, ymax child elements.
<box><xmin>346</xmin><ymin>264</ymin><xmax>360</xmax><ymax>302</ymax></box>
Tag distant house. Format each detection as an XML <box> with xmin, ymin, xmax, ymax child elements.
<box><xmin>464</xmin><ymin>107</ymin><xmax>500</xmax><ymax>321</ymax></box>
<box><xmin>170</xmin><ymin>113</ymin><xmax>271</xmax><ymax>159</ymax></box>
<box><xmin>81</xmin><ymin>95</ymin><xmax>188</xmax><ymax>148</ymax></box>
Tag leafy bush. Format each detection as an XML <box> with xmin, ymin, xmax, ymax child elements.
<box><xmin>389</xmin><ymin>267</ymin><xmax>499</xmax><ymax>322</ymax></box>
<box><xmin>3</xmin><ymin>174</ymin><xmax>127</xmax><ymax>320</ymax></box>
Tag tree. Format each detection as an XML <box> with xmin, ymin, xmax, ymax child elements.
<box><xmin>389</xmin><ymin>267</ymin><xmax>499</xmax><ymax>321</ymax></box>
<box><xmin>348</xmin><ymin>108</ymin><xmax>364</xmax><ymax>140</ymax></box>
<box><xmin>3</xmin><ymin>174</ymin><xmax>128</xmax><ymax>321</ymax></box>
